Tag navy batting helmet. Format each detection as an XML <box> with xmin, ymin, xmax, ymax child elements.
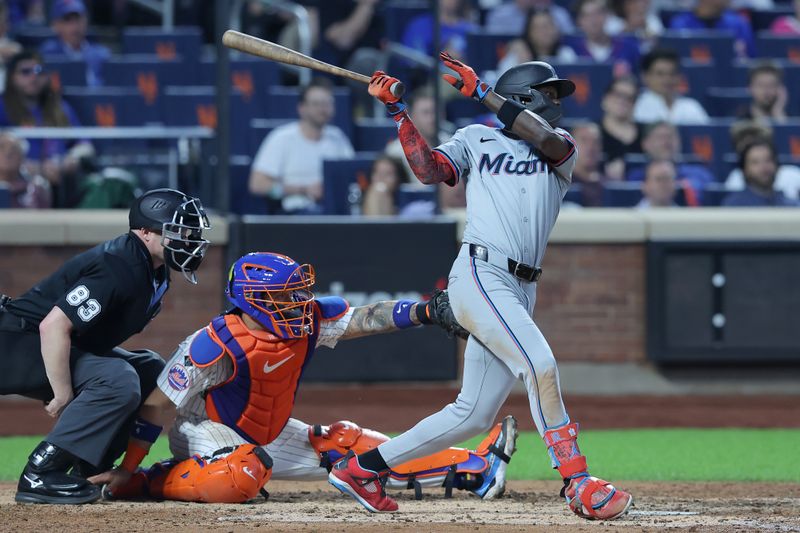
<box><xmin>494</xmin><ymin>62</ymin><xmax>575</xmax><ymax>126</ymax></box>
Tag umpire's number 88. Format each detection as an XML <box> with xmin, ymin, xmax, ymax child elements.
<box><xmin>66</xmin><ymin>285</ymin><xmax>102</xmax><ymax>322</ymax></box>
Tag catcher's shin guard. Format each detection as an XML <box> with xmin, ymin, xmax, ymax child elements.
<box><xmin>148</xmin><ymin>444</ymin><xmax>273</xmax><ymax>503</ymax></box>
<box><xmin>308</xmin><ymin>420</ymin><xmax>390</xmax><ymax>471</ymax></box>
<box><xmin>544</xmin><ymin>423</ymin><xmax>633</xmax><ymax>520</ymax></box>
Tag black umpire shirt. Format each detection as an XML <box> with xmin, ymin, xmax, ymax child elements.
<box><xmin>6</xmin><ymin>232</ymin><xmax>169</xmax><ymax>355</ymax></box>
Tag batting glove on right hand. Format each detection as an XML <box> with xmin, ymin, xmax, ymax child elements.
<box><xmin>440</xmin><ymin>52</ymin><xmax>491</xmax><ymax>103</ymax></box>
<box><xmin>417</xmin><ymin>289</ymin><xmax>470</xmax><ymax>340</ymax></box>
<box><xmin>369</xmin><ymin>70</ymin><xmax>406</xmax><ymax>116</ymax></box>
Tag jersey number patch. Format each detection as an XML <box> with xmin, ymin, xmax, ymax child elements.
<box><xmin>66</xmin><ymin>285</ymin><xmax>102</xmax><ymax>322</ymax></box>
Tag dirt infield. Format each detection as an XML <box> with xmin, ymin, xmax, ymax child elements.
<box><xmin>2</xmin><ymin>480</ymin><xmax>799</xmax><ymax>532</ymax></box>
<box><xmin>2</xmin><ymin>387</ymin><xmax>797</xmax><ymax>436</ymax></box>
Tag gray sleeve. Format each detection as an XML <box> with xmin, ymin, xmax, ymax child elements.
<box><xmin>433</xmin><ymin>127</ymin><xmax>471</xmax><ymax>183</ymax></box>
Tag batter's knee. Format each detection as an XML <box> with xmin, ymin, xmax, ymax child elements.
<box><xmin>534</xmin><ymin>354</ymin><xmax>559</xmax><ymax>382</ymax></box>
<box><xmin>444</xmin><ymin>400</ymin><xmax>498</xmax><ymax>441</ymax></box>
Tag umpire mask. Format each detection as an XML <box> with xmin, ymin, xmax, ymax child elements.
<box><xmin>161</xmin><ymin>197</ymin><xmax>211</xmax><ymax>284</ymax></box>
<box><xmin>130</xmin><ymin>189</ymin><xmax>211</xmax><ymax>284</ymax></box>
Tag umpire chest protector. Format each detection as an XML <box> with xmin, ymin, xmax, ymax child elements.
<box><xmin>189</xmin><ymin>311</ymin><xmax>321</xmax><ymax>445</ymax></box>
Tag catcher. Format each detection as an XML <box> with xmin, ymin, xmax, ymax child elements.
<box><xmin>89</xmin><ymin>252</ymin><xmax>518</xmax><ymax>503</ymax></box>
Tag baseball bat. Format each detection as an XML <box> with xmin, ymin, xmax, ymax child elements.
<box><xmin>222</xmin><ymin>30</ymin><xmax>405</xmax><ymax>98</ymax></box>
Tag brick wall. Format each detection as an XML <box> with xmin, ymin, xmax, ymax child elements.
<box><xmin>535</xmin><ymin>244</ymin><xmax>646</xmax><ymax>362</ymax></box>
<box><xmin>0</xmin><ymin>245</ymin><xmax>227</xmax><ymax>357</ymax></box>
<box><xmin>0</xmin><ymin>243</ymin><xmax>647</xmax><ymax>364</ymax></box>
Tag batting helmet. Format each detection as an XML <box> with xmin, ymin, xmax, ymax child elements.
<box><xmin>226</xmin><ymin>252</ymin><xmax>316</xmax><ymax>339</ymax></box>
<box><xmin>129</xmin><ymin>188</ymin><xmax>211</xmax><ymax>284</ymax></box>
<box><xmin>494</xmin><ymin>62</ymin><xmax>575</xmax><ymax>127</ymax></box>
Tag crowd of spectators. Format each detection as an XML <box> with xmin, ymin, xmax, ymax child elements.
<box><xmin>0</xmin><ymin>0</ymin><xmax>798</xmax><ymax>212</ymax></box>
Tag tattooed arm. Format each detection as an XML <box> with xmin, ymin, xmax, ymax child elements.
<box><xmin>395</xmin><ymin>113</ymin><xmax>457</xmax><ymax>186</ymax></box>
<box><xmin>338</xmin><ymin>301</ymin><xmax>422</xmax><ymax>341</ymax></box>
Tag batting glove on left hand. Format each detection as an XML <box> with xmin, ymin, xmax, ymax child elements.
<box><xmin>369</xmin><ymin>70</ymin><xmax>407</xmax><ymax>116</ymax></box>
<box><xmin>440</xmin><ymin>52</ymin><xmax>491</xmax><ymax>102</ymax></box>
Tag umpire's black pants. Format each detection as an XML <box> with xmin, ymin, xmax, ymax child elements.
<box><xmin>0</xmin><ymin>309</ymin><xmax>164</xmax><ymax>470</ymax></box>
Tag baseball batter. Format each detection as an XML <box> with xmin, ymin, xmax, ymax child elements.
<box><xmin>329</xmin><ymin>55</ymin><xmax>633</xmax><ymax>520</ymax></box>
<box><xmin>90</xmin><ymin>252</ymin><xmax>518</xmax><ymax>503</ymax></box>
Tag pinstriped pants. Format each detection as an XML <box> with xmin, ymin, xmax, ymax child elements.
<box><xmin>378</xmin><ymin>244</ymin><xmax>569</xmax><ymax>467</ymax></box>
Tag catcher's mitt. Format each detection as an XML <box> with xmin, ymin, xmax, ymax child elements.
<box><xmin>417</xmin><ymin>289</ymin><xmax>470</xmax><ymax>340</ymax></box>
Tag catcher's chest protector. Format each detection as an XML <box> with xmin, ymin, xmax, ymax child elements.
<box><xmin>190</xmin><ymin>313</ymin><xmax>319</xmax><ymax>445</ymax></box>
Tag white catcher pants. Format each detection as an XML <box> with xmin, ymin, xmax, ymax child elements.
<box><xmin>379</xmin><ymin>244</ymin><xmax>569</xmax><ymax>467</ymax></box>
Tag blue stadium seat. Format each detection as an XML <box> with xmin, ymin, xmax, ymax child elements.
<box><xmin>445</xmin><ymin>98</ymin><xmax>485</xmax><ymax>123</ymax></box>
<box><xmin>122</xmin><ymin>27</ymin><xmax>203</xmax><ymax>61</ymax></box>
<box><xmin>249</xmin><ymin>118</ymin><xmax>293</xmax><ymax>158</ymax></box>
<box><xmin>162</xmin><ymin>86</ymin><xmax>258</xmax><ymax>153</ymax></box>
<box><xmin>466</xmin><ymin>31</ymin><xmax>516</xmax><ymax>74</ymax></box>
<box><xmin>701</xmin><ymin>183</ymin><xmax>730</xmax><ymax>206</ymax></box>
<box><xmin>554</xmin><ymin>62</ymin><xmax>614</xmax><ymax>121</ymax></box>
<box><xmin>772</xmin><ymin>122</ymin><xmax>800</xmax><ymax>158</ymax></box>
<box><xmin>750</xmin><ymin>7</ymin><xmax>795</xmax><ymax>31</ymax></box>
<box><xmin>602</xmin><ymin>182</ymin><xmax>643</xmax><ymax>207</ymax></box>
<box><xmin>705</xmin><ymin>87</ymin><xmax>751</xmax><ymax>118</ymax></box>
<box><xmin>397</xmin><ymin>184</ymin><xmax>437</xmax><ymax>213</ymax></box>
<box><xmin>353</xmin><ymin>119</ymin><xmax>398</xmax><ymax>152</ymax></box>
<box><xmin>754</xmin><ymin>33</ymin><xmax>800</xmax><ymax>63</ymax></box>
<box><xmin>266</xmin><ymin>86</ymin><xmax>353</xmax><ymax>140</ymax></box>
<box><xmin>229</xmin><ymin>159</ymin><xmax>270</xmax><ymax>215</ymax></box>
<box><xmin>680</xmin><ymin>61</ymin><xmax>717</xmax><ymax>105</ymax></box>
<box><xmin>196</xmin><ymin>58</ymin><xmax>280</xmax><ymax>99</ymax></box>
<box><xmin>657</xmin><ymin>31</ymin><xmax>735</xmax><ymax>71</ymax></box>
<box><xmin>0</xmin><ymin>184</ymin><xmax>10</xmax><ymax>208</ymax></box>
<box><xmin>102</xmin><ymin>55</ymin><xmax>197</xmax><ymax>88</ymax></box>
<box><xmin>62</xmin><ymin>87</ymin><xmax>163</xmax><ymax>126</ymax></box>
<box><xmin>44</xmin><ymin>58</ymin><xmax>87</xmax><ymax>89</ymax></box>
<box><xmin>677</xmin><ymin>122</ymin><xmax>734</xmax><ymax>168</ymax></box>
<box><xmin>383</xmin><ymin>1</ymin><xmax>430</xmax><ymax>42</ymax></box>
<box><xmin>322</xmin><ymin>155</ymin><xmax>376</xmax><ymax>215</ymax></box>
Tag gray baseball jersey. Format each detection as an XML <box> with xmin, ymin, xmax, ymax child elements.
<box><xmin>378</xmin><ymin>124</ymin><xmax>578</xmax><ymax>467</ymax></box>
<box><xmin>434</xmin><ymin>124</ymin><xmax>577</xmax><ymax>267</ymax></box>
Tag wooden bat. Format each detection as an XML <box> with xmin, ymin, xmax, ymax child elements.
<box><xmin>222</xmin><ymin>30</ymin><xmax>405</xmax><ymax>98</ymax></box>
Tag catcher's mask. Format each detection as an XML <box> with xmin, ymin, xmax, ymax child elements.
<box><xmin>129</xmin><ymin>188</ymin><xmax>211</xmax><ymax>284</ymax></box>
<box><xmin>494</xmin><ymin>61</ymin><xmax>575</xmax><ymax>127</ymax></box>
<box><xmin>226</xmin><ymin>252</ymin><xmax>316</xmax><ymax>339</ymax></box>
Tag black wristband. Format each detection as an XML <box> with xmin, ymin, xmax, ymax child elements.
<box><xmin>416</xmin><ymin>301</ymin><xmax>433</xmax><ymax>324</ymax></box>
<box><xmin>497</xmin><ymin>99</ymin><xmax>526</xmax><ymax>130</ymax></box>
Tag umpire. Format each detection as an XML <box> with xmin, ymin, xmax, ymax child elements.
<box><xmin>0</xmin><ymin>188</ymin><xmax>211</xmax><ymax>504</ymax></box>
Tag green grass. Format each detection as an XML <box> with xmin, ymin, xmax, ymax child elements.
<box><xmin>2</xmin><ymin>429</ymin><xmax>798</xmax><ymax>482</ymax></box>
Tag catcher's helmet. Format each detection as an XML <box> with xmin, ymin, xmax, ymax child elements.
<box><xmin>129</xmin><ymin>188</ymin><xmax>211</xmax><ymax>284</ymax></box>
<box><xmin>226</xmin><ymin>252</ymin><xmax>316</xmax><ymax>339</ymax></box>
<box><xmin>494</xmin><ymin>61</ymin><xmax>575</xmax><ymax>127</ymax></box>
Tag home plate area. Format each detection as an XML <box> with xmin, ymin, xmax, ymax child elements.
<box><xmin>2</xmin><ymin>481</ymin><xmax>799</xmax><ymax>532</ymax></box>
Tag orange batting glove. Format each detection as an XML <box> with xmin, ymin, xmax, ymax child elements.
<box><xmin>440</xmin><ymin>52</ymin><xmax>491</xmax><ymax>102</ymax></box>
<box><xmin>369</xmin><ymin>70</ymin><xmax>407</xmax><ymax>117</ymax></box>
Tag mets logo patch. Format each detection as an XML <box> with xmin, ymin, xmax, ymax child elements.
<box><xmin>167</xmin><ymin>363</ymin><xmax>190</xmax><ymax>391</ymax></box>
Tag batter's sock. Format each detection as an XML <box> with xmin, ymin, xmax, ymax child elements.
<box><xmin>358</xmin><ymin>448</ymin><xmax>389</xmax><ymax>473</ymax></box>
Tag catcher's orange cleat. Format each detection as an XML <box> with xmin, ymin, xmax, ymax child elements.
<box><xmin>328</xmin><ymin>451</ymin><xmax>398</xmax><ymax>513</ymax></box>
<box><xmin>561</xmin><ymin>474</ymin><xmax>633</xmax><ymax>521</ymax></box>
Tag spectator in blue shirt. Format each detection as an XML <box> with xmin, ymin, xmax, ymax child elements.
<box><xmin>0</xmin><ymin>51</ymin><xmax>93</xmax><ymax>201</ymax></box>
<box><xmin>39</xmin><ymin>0</ymin><xmax>110</xmax><ymax>87</ymax></box>
<box><xmin>669</xmin><ymin>0</ymin><xmax>755</xmax><ymax>58</ymax></box>
<box><xmin>401</xmin><ymin>0</ymin><xmax>477</xmax><ymax>59</ymax></box>
<box><xmin>627</xmin><ymin>121</ymin><xmax>715</xmax><ymax>200</ymax></box>
<box><xmin>567</xmin><ymin>0</ymin><xmax>640</xmax><ymax>76</ymax></box>
<box><xmin>722</xmin><ymin>140</ymin><xmax>799</xmax><ymax>206</ymax></box>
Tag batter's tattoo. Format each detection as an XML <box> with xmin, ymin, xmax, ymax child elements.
<box><xmin>398</xmin><ymin>118</ymin><xmax>456</xmax><ymax>185</ymax></box>
<box><xmin>341</xmin><ymin>301</ymin><xmax>409</xmax><ymax>340</ymax></box>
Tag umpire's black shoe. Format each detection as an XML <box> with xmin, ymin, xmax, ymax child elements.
<box><xmin>15</xmin><ymin>441</ymin><xmax>101</xmax><ymax>504</ymax></box>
